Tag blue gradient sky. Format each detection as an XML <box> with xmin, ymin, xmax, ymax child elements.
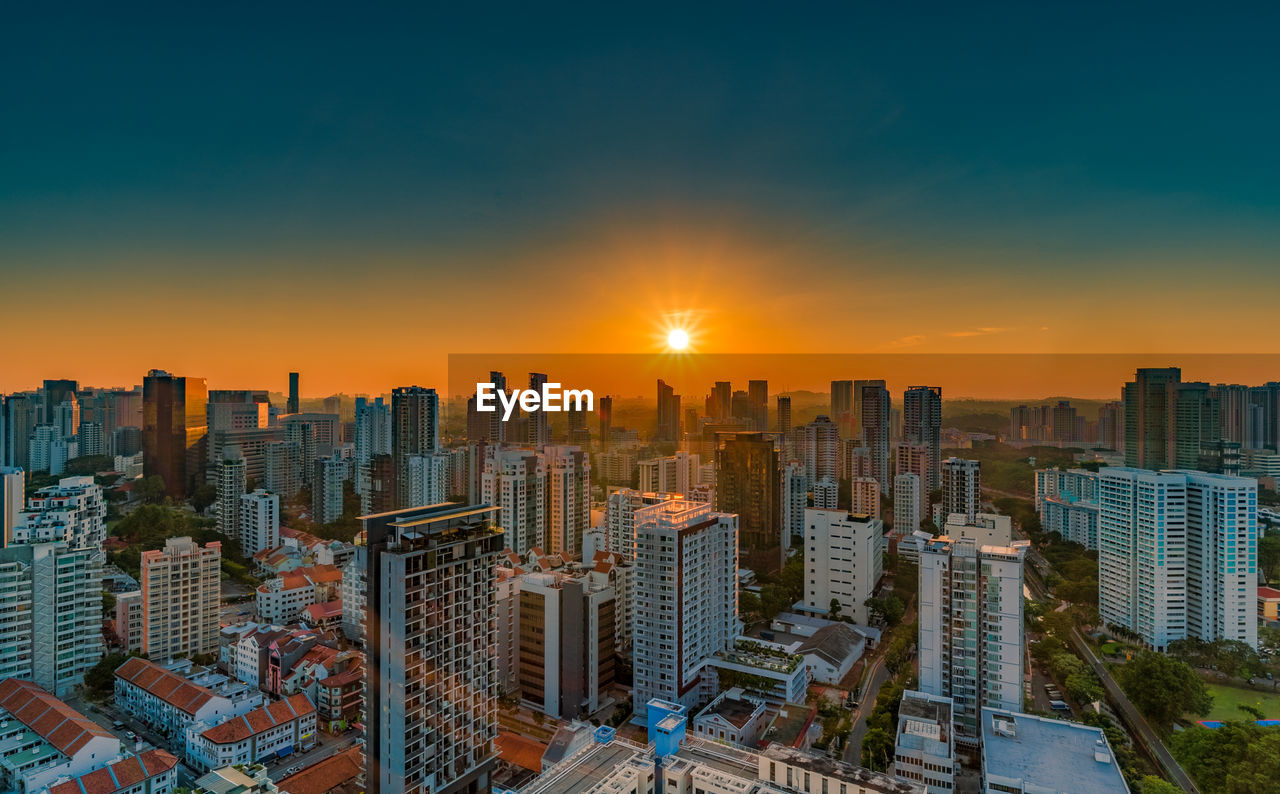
<box><xmin>2</xmin><ymin>4</ymin><xmax>1278</xmax><ymax>393</ymax></box>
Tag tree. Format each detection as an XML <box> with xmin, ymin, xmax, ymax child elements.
<box><xmin>135</xmin><ymin>475</ymin><xmax>167</xmax><ymax>504</ymax></box>
<box><xmin>860</xmin><ymin>726</ymin><xmax>893</xmax><ymax>771</ymax></box>
<box><xmin>865</xmin><ymin>595</ymin><xmax>905</xmax><ymax>627</ymax></box>
<box><xmin>84</xmin><ymin>653</ymin><xmax>128</xmax><ymax>700</ymax></box>
<box><xmin>65</xmin><ymin>455</ymin><xmax>114</xmax><ymax>476</ymax></box>
<box><xmin>829</xmin><ymin>598</ymin><xmax>843</xmax><ymax>620</ymax></box>
<box><xmin>1259</xmin><ymin>533</ymin><xmax>1280</xmax><ymax>584</ymax></box>
<box><xmin>740</xmin><ymin>591</ymin><xmax>761</xmax><ymax>616</ymax></box>
<box><xmin>191</xmin><ymin>483</ymin><xmax>217</xmax><ymax>513</ymax></box>
<box><xmin>1138</xmin><ymin>776</ymin><xmax>1182</xmax><ymax>794</ymax></box>
<box><xmin>1115</xmin><ymin>651</ymin><xmax>1212</xmax><ymax>730</ymax></box>
<box><xmin>101</xmin><ymin>591</ymin><xmax>116</xmax><ymax>616</ymax></box>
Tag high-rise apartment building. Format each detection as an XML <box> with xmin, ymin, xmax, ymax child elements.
<box><xmin>1172</xmin><ymin>382</ymin><xmax>1223</xmax><ymax>469</ymax></box>
<box><xmin>391</xmin><ymin>387</ymin><xmax>439</xmax><ymax>508</ymax></box>
<box><xmin>1</xmin><ymin>467</ymin><xmax>22</xmax><ymax>544</ymax></box>
<box><xmin>639</xmin><ymin>451</ymin><xmax>701</xmax><ymax>495</ymax></box>
<box><xmin>215</xmin><ymin>447</ymin><xmax>246</xmax><ymax>539</ymax></box>
<box><xmin>405</xmin><ymin>453</ymin><xmax>450</xmax><ymax>509</ymax></box>
<box><xmin>803</xmin><ymin>415</ymin><xmax>839</xmax><ymax>482</ymax></box>
<box><xmin>830</xmin><ymin>380</ymin><xmax>853</xmax><ymax>436</ymax></box>
<box><xmin>894</xmin><ymin>473</ymin><xmax>922</xmax><ymax>535</ymax></box>
<box><xmin>355</xmin><ymin>396</ymin><xmax>393</xmax><ymax>508</ymax></box>
<box><xmin>747</xmin><ymin>380</ymin><xmax>768</xmax><ymax>431</ymax></box>
<box><xmin>656</xmin><ymin>380</ymin><xmax>681</xmax><ymax>442</ymax></box>
<box><xmin>1122</xmin><ymin>367</ymin><xmax>1181</xmax><ymax>469</ymax></box>
<box><xmin>264</xmin><ymin>440</ymin><xmax>302</xmax><ymax>498</ymax></box>
<box><xmin>802</xmin><ymin>508</ymin><xmax>883</xmax><ymax>624</ymax></box>
<box><xmin>481</xmin><ymin>449</ymin><xmax>546</xmax><ymax>556</ymax></box>
<box><xmin>287</xmin><ymin>372</ymin><xmax>300</xmax><ymax>414</ymax></box>
<box><xmin>776</xmin><ymin>395</ymin><xmax>792</xmax><ymax>434</ymax></box>
<box><xmin>143</xmin><ymin>369</ymin><xmax>208</xmax><ymax>498</ymax></box>
<box><xmin>602</xmin><ymin>489</ymin><xmax>679</xmax><ymax>556</ymax></box>
<box><xmin>598</xmin><ymin>395</ymin><xmax>613</xmax><ymax>450</ymax></box>
<box><xmin>1097</xmin><ymin>401</ymin><xmax>1124</xmax><ymax>452</ymax></box>
<box><xmin>859</xmin><ymin>380</ymin><xmax>891</xmax><ymax>491</ymax></box>
<box><xmin>239</xmin><ymin>489</ymin><xmax>280</xmax><ymax>557</ymax></box>
<box><xmin>361</xmin><ymin>503</ymin><xmax>502</xmax><ymax>794</ymax></box>
<box><xmin>11</xmin><ymin>475</ymin><xmax>105</xmax><ymax>550</ymax></box>
<box><xmin>940</xmin><ymin>458</ymin><xmax>981</xmax><ymax>523</ymax></box>
<box><xmin>781</xmin><ymin>461</ymin><xmax>807</xmax><ymax>545</ymax></box>
<box><xmin>544</xmin><ymin>445</ymin><xmax>590</xmax><ymax>557</ymax></box>
<box><xmin>526</xmin><ymin>373</ymin><xmax>551</xmax><ymax>448</ymax></box>
<box><xmin>516</xmin><ymin>571</ymin><xmax>615</xmax><ymax>719</ymax></box>
<box><xmin>632</xmin><ymin>500</ymin><xmax>738</xmax><ymax>717</ymax></box>
<box><xmin>0</xmin><ymin>542</ymin><xmax>102</xmax><ymax>697</ymax></box>
<box><xmin>1098</xmin><ymin>468</ymin><xmax>1257</xmax><ymax>650</ymax></box>
<box><xmin>813</xmin><ymin>476</ymin><xmax>839</xmax><ymax>509</ymax></box>
<box><xmin>313</xmin><ymin>455</ymin><xmax>348</xmax><ymax>525</ymax></box>
<box><xmin>918</xmin><ymin>536</ymin><xmax>1028</xmax><ymax>739</ymax></box>
<box><xmin>903</xmin><ymin>386</ymin><xmax>942</xmax><ymax>493</ymax></box>
<box><xmin>850</xmin><ymin>476</ymin><xmax>881</xmax><ymax>519</ymax></box>
<box><xmin>716</xmin><ymin>432</ymin><xmax>781</xmax><ymax>572</ymax></box>
<box><xmin>141</xmin><ymin>537</ymin><xmax>221</xmax><ymax>661</ymax></box>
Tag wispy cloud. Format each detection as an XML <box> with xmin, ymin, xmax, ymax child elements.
<box><xmin>883</xmin><ymin>334</ymin><xmax>926</xmax><ymax>349</ymax></box>
<box><xmin>946</xmin><ymin>327</ymin><xmax>1011</xmax><ymax>338</ymax></box>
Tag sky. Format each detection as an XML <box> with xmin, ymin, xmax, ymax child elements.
<box><xmin>3</xmin><ymin>4</ymin><xmax>1279</xmax><ymax>396</ymax></box>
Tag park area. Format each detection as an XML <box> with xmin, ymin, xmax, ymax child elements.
<box><xmin>1198</xmin><ymin>682</ymin><xmax>1280</xmax><ymax>723</ymax></box>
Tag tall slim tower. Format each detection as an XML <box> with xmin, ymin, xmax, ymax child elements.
<box><xmin>941</xmin><ymin>457</ymin><xmax>981</xmax><ymax>522</ymax></box>
<box><xmin>776</xmin><ymin>395</ymin><xmax>792</xmax><ymax>434</ymax></box>
<box><xmin>859</xmin><ymin>380</ymin><xmax>891</xmax><ymax>492</ymax></box>
<box><xmin>656</xmin><ymin>380</ymin><xmax>681</xmax><ymax>442</ymax></box>
<box><xmin>391</xmin><ymin>386</ymin><xmax>440</xmax><ymax>509</ymax></box>
<box><xmin>287</xmin><ymin>372</ymin><xmax>299</xmax><ymax>414</ymax></box>
<box><xmin>716</xmin><ymin>432</ymin><xmax>781</xmax><ymax>572</ymax></box>
<box><xmin>362</xmin><ymin>503</ymin><xmax>502</xmax><ymax>794</ymax></box>
<box><xmin>918</xmin><ymin>536</ymin><xmax>1027</xmax><ymax>739</ymax></box>
<box><xmin>143</xmin><ymin>370</ymin><xmax>208</xmax><ymax>499</ymax></box>
<box><xmin>527</xmin><ymin>373</ymin><xmax>550</xmax><ymax>448</ymax></box>
<box><xmin>488</xmin><ymin>371</ymin><xmax>508</xmax><ymax>443</ymax></box>
<box><xmin>747</xmin><ymin>380</ymin><xmax>768</xmax><ymax>432</ymax></box>
<box><xmin>1122</xmin><ymin>367</ymin><xmax>1181</xmax><ymax>469</ymax></box>
<box><xmin>830</xmin><ymin>380</ymin><xmax>853</xmax><ymax>437</ymax></box>
<box><xmin>903</xmin><ymin>386</ymin><xmax>942</xmax><ymax>493</ymax></box>
<box><xmin>598</xmin><ymin>395</ymin><xmax>613</xmax><ymax>450</ymax></box>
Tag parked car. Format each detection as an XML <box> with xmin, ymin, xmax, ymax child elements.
<box><xmin>112</xmin><ymin>721</ymin><xmax>125</xmax><ymax>730</ymax></box>
<box><xmin>125</xmin><ymin>731</ymin><xmax>137</xmax><ymax>740</ymax></box>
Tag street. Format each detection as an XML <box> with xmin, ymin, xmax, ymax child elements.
<box><xmin>842</xmin><ymin>652</ymin><xmax>891</xmax><ymax>765</ymax></box>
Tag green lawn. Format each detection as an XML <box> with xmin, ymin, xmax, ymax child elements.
<box><xmin>1200</xmin><ymin>682</ymin><xmax>1280</xmax><ymax>721</ymax></box>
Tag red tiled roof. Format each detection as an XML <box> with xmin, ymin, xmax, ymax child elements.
<box><xmin>497</xmin><ymin>731</ymin><xmax>547</xmax><ymax>772</ymax></box>
<box><xmin>318</xmin><ymin>661</ymin><xmax>363</xmax><ymax>689</ymax></box>
<box><xmin>0</xmin><ymin>678</ymin><xmax>114</xmax><ymax>758</ymax></box>
<box><xmin>1260</xmin><ymin>586</ymin><xmax>1280</xmax><ymax>599</ymax></box>
<box><xmin>200</xmin><ymin>693</ymin><xmax>315</xmax><ymax>745</ymax></box>
<box><xmin>277</xmin><ymin>747</ymin><xmax>362</xmax><ymax>794</ymax></box>
<box><xmin>305</xmin><ymin>601</ymin><xmax>343</xmax><ymax>621</ymax></box>
<box><xmin>113</xmin><ymin>658</ymin><xmax>218</xmax><ymax>715</ymax></box>
<box><xmin>49</xmin><ymin>749</ymin><xmax>179</xmax><ymax>794</ymax></box>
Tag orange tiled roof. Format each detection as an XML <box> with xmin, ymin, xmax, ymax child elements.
<box><xmin>318</xmin><ymin>660</ymin><xmax>363</xmax><ymax>689</ymax></box>
<box><xmin>199</xmin><ymin>693</ymin><xmax>315</xmax><ymax>745</ymax></box>
<box><xmin>113</xmin><ymin>658</ymin><xmax>218</xmax><ymax>715</ymax></box>
<box><xmin>277</xmin><ymin>747</ymin><xmax>362</xmax><ymax>794</ymax></box>
<box><xmin>304</xmin><ymin>601</ymin><xmax>343</xmax><ymax>621</ymax></box>
<box><xmin>0</xmin><ymin>678</ymin><xmax>114</xmax><ymax>758</ymax></box>
<box><xmin>49</xmin><ymin>749</ymin><xmax>178</xmax><ymax>794</ymax></box>
<box><xmin>497</xmin><ymin>731</ymin><xmax>547</xmax><ymax>772</ymax></box>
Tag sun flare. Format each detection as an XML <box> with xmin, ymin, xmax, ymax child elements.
<box><xmin>667</xmin><ymin>328</ymin><xmax>690</xmax><ymax>351</ymax></box>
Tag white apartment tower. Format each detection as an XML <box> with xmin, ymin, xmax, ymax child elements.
<box><xmin>141</xmin><ymin>537</ymin><xmax>222</xmax><ymax>660</ymax></box>
<box><xmin>802</xmin><ymin>508</ymin><xmax>884</xmax><ymax>624</ymax></box>
<box><xmin>851</xmin><ymin>476</ymin><xmax>881</xmax><ymax>519</ymax></box>
<box><xmin>781</xmin><ymin>462</ymin><xmax>808</xmax><ymax>547</ymax></box>
<box><xmin>12</xmin><ymin>475</ymin><xmax>105</xmax><ymax>551</ymax></box>
<box><xmin>481</xmin><ymin>449</ymin><xmax>546</xmax><ymax>556</ymax></box>
<box><xmin>603</xmin><ymin>488</ymin><xmax>679</xmax><ymax>556</ymax></box>
<box><xmin>941</xmin><ymin>458</ymin><xmax>981</xmax><ymax>523</ymax></box>
<box><xmin>406</xmin><ymin>453</ymin><xmax>450</xmax><ymax>508</ymax></box>
<box><xmin>917</xmin><ymin>536</ymin><xmax>1027</xmax><ymax>739</ymax></box>
<box><xmin>894</xmin><ymin>472</ymin><xmax>921</xmax><ymax>535</ymax></box>
<box><xmin>362</xmin><ymin>503</ymin><xmax>502</xmax><ymax>794</ymax></box>
<box><xmin>638</xmin><ymin>451</ymin><xmax>700</xmax><ymax>496</ymax></box>
<box><xmin>238</xmin><ymin>489</ymin><xmax>280</xmax><ymax>556</ymax></box>
<box><xmin>813</xmin><ymin>476</ymin><xmax>839</xmax><ymax>510</ymax></box>
<box><xmin>1098</xmin><ymin>468</ymin><xmax>1257</xmax><ymax>650</ymax></box>
<box><xmin>804</xmin><ymin>416</ymin><xmax>839</xmax><ymax>482</ymax></box>
<box><xmin>544</xmin><ymin>445</ymin><xmax>590</xmax><ymax>557</ymax></box>
<box><xmin>632</xmin><ymin>500</ymin><xmax>738</xmax><ymax>717</ymax></box>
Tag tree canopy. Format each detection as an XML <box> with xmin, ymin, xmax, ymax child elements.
<box><xmin>1115</xmin><ymin>651</ymin><xmax>1212</xmax><ymax>731</ymax></box>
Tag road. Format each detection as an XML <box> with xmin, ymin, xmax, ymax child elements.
<box><xmin>842</xmin><ymin>653</ymin><xmax>891</xmax><ymax>765</ymax></box>
<box><xmin>1069</xmin><ymin>627</ymin><xmax>1201</xmax><ymax>794</ymax></box>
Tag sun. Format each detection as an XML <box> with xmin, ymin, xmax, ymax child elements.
<box><xmin>667</xmin><ymin>328</ymin><xmax>690</xmax><ymax>351</ymax></box>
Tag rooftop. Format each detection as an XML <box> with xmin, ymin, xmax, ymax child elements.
<box><xmin>794</xmin><ymin>623</ymin><xmax>865</xmax><ymax>668</ymax></box>
<box><xmin>49</xmin><ymin>749</ymin><xmax>179</xmax><ymax>794</ymax></box>
<box><xmin>695</xmin><ymin>689</ymin><xmax>766</xmax><ymax>730</ymax></box>
<box><xmin>0</xmin><ymin>678</ymin><xmax>114</xmax><ymax>758</ymax></box>
<box><xmin>114</xmin><ymin>658</ymin><xmax>219</xmax><ymax>715</ymax></box>
<box><xmin>277</xmin><ymin>747</ymin><xmax>363</xmax><ymax>794</ymax></box>
<box><xmin>200</xmin><ymin>693</ymin><xmax>314</xmax><ymax>744</ymax></box>
<box><xmin>1260</xmin><ymin>586</ymin><xmax>1280</xmax><ymax>600</ymax></box>
<box><xmin>497</xmin><ymin>731</ymin><xmax>548</xmax><ymax>773</ymax></box>
<box><xmin>980</xmin><ymin>708</ymin><xmax>1129</xmax><ymax>794</ymax></box>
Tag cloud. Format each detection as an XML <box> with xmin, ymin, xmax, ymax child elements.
<box><xmin>884</xmin><ymin>334</ymin><xmax>926</xmax><ymax>348</ymax></box>
<box><xmin>946</xmin><ymin>327</ymin><xmax>1011</xmax><ymax>338</ymax></box>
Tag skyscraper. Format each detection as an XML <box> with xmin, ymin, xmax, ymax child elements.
<box><xmin>143</xmin><ymin>369</ymin><xmax>208</xmax><ymax>498</ymax></box>
<box><xmin>487</xmin><ymin>371</ymin><xmax>508</xmax><ymax>443</ymax></box>
<box><xmin>656</xmin><ymin>380</ymin><xmax>681</xmax><ymax>442</ymax></box>
<box><xmin>1097</xmin><ymin>401</ymin><xmax>1123</xmax><ymax>452</ymax></box>
<box><xmin>598</xmin><ymin>395</ymin><xmax>613</xmax><ymax>450</ymax></box>
<box><xmin>707</xmin><ymin>381</ymin><xmax>732</xmax><ymax>422</ymax></box>
<box><xmin>859</xmin><ymin>380</ymin><xmax>891</xmax><ymax>491</ymax></box>
<box><xmin>1172</xmin><ymin>382</ymin><xmax>1222</xmax><ymax>469</ymax></box>
<box><xmin>543</xmin><ymin>445</ymin><xmax>590</xmax><ymax>557</ymax></box>
<box><xmin>902</xmin><ymin>386</ymin><xmax>942</xmax><ymax>493</ymax></box>
<box><xmin>361</xmin><ymin>503</ymin><xmax>502</xmax><ymax>794</ymax></box>
<box><xmin>776</xmin><ymin>395</ymin><xmax>792</xmax><ymax>434</ymax></box>
<box><xmin>632</xmin><ymin>500</ymin><xmax>738</xmax><ymax>717</ymax></box>
<box><xmin>482</xmin><ymin>448</ymin><xmax>546</xmax><ymax>556</ymax></box>
<box><xmin>781</xmin><ymin>461</ymin><xmax>807</xmax><ymax>546</ymax></box>
<box><xmin>941</xmin><ymin>457</ymin><xmax>981</xmax><ymax>523</ymax></box>
<box><xmin>747</xmin><ymin>379</ymin><xmax>768</xmax><ymax>431</ymax></box>
<box><xmin>802</xmin><ymin>508</ymin><xmax>884</xmax><ymax>623</ymax></box>
<box><xmin>238</xmin><ymin>489</ymin><xmax>279</xmax><ymax>557</ymax></box>
<box><xmin>830</xmin><ymin>380</ymin><xmax>853</xmax><ymax>437</ymax></box>
<box><xmin>355</xmin><ymin>396</ymin><xmax>393</xmax><ymax>508</ymax></box>
<box><xmin>205</xmin><ymin>389</ymin><xmax>274</xmax><ymax>486</ymax></box>
<box><xmin>850</xmin><ymin>476</ymin><xmax>880</xmax><ymax>519</ymax></box>
<box><xmin>141</xmin><ymin>537</ymin><xmax>221</xmax><ymax>661</ymax></box>
<box><xmin>803</xmin><ymin>415</ymin><xmax>839</xmax><ymax>482</ymax></box>
<box><xmin>215</xmin><ymin>447</ymin><xmax>246</xmax><ymax>538</ymax></box>
<box><xmin>287</xmin><ymin>372</ymin><xmax>299</xmax><ymax>414</ymax></box>
<box><xmin>391</xmin><ymin>386</ymin><xmax>439</xmax><ymax>509</ymax></box>
<box><xmin>918</xmin><ymin>536</ymin><xmax>1027</xmax><ymax>739</ymax></box>
<box><xmin>527</xmin><ymin>373</ymin><xmax>550</xmax><ymax>448</ymax></box>
<box><xmin>716</xmin><ymin>432</ymin><xmax>781</xmax><ymax>572</ymax></box>
<box><xmin>1098</xmin><ymin>468</ymin><xmax>1257</xmax><ymax>650</ymax></box>
<box><xmin>1122</xmin><ymin>367</ymin><xmax>1180</xmax><ymax>469</ymax></box>
<box><xmin>893</xmin><ymin>473</ymin><xmax>921</xmax><ymax>535</ymax></box>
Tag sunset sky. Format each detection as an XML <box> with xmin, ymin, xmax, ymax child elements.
<box><xmin>3</xmin><ymin>5</ymin><xmax>1279</xmax><ymax>396</ymax></box>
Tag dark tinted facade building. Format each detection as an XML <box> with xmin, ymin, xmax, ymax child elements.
<box><xmin>143</xmin><ymin>370</ymin><xmax>208</xmax><ymax>498</ymax></box>
<box><xmin>716</xmin><ymin>431</ymin><xmax>781</xmax><ymax>572</ymax></box>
